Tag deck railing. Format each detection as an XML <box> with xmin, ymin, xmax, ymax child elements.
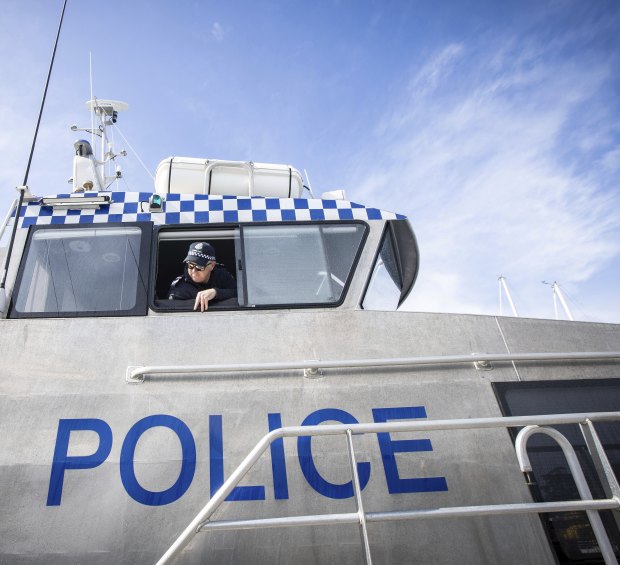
<box><xmin>156</xmin><ymin>412</ymin><xmax>620</xmax><ymax>565</ymax></box>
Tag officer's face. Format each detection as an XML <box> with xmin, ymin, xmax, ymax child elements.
<box><xmin>187</xmin><ymin>261</ymin><xmax>215</xmax><ymax>283</ymax></box>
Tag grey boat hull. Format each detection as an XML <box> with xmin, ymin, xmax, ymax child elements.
<box><xmin>1</xmin><ymin>310</ymin><xmax>619</xmax><ymax>563</ymax></box>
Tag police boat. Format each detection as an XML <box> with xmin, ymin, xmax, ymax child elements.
<box><xmin>1</xmin><ymin>90</ymin><xmax>620</xmax><ymax>565</ymax></box>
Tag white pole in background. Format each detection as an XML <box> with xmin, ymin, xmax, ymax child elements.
<box><xmin>498</xmin><ymin>276</ymin><xmax>519</xmax><ymax>317</ymax></box>
<box><xmin>543</xmin><ymin>281</ymin><xmax>574</xmax><ymax>321</ymax></box>
<box><xmin>499</xmin><ymin>277</ymin><xmax>503</xmax><ymax>315</ymax></box>
<box><xmin>553</xmin><ymin>282</ymin><xmax>574</xmax><ymax>321</ymax></box>
<box><xmin>89</xmin><ymin>52</ymin><xmax>94</xmax><ymax>150</ymax></box>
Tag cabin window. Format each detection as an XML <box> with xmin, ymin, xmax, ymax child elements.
<box><xmin>240</xmin><ymin>224</ymin><xmax>365</xmax><ymax>306</ymax></box>
<box><xmin>153</xmin><ymin>221</ymin><xmax>367</xmax><ymax>311</ymax></box>
<box><xmin>10</xmin><ymin>224</ymin><xmax>151</xmax><ymax>318</ymax></box>
<box><xmin>494</xmin><ymin>380</ymin><xmax>620</xmax><ymax>564</ymax></box>
<box><xmin>362</xmin><ymin>226</ymin><xmax>402</xmax><ymax>310</ymax></box>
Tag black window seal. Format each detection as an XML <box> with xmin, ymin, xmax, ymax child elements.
<box><xmin>8</xmin><ymin>221</ymin><xmax>153</xmax><ymax>319</ymax></box>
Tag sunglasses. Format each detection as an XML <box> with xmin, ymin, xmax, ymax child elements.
<box><xmin>186</xmin><ymin>262</ymin><xmax>207</xmax><ymax>272</ymax></box>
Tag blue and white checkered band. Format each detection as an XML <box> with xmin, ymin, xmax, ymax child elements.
<box><xmin>187</xmin><ymin>250</ymin><xmax>215</xmax><ymax>262</ymax></box>
<box><xmin>14</xmin><ymin>192</ymin><xmax>407</xmax><ymax>228</ymax></box>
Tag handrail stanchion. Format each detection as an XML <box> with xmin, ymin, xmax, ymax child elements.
<box><xmin>580</xmin><ymin>420</ymin><xmax>620</xmax><ymax>501</ymax></box>
<box><xmin>580</xmin><ymin>420</ymin><xmax>620</xmax><ymax>534</ymax></box>
<box><xmin>515</xmin><ymin>425</ymin><xmax>618</xmax><ymax>565</ymax></box>
<box><xmin>345</xmin><ymin>429</ymin><xmax>373</xmax><ymax>565</ymax></box>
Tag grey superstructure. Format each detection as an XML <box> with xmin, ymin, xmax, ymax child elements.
<box><xmin>0</xmin><ymin>113</ymin><xmax>618</xmax><ymax>564</ymax></box>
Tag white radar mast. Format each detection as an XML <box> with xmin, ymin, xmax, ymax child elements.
<box><xmin>69</xmin><ymin>99</ymin><xmax>128</xmax><ymax>192</ymax></box>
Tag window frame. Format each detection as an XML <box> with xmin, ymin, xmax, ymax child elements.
<box><xmin>8</xmin><ymin>222</ymin><xmax>153</xmax><ymax>319</ymax></box>
<box><xmin>150</xmin><ymin>220</ymin><xmax>369</xmax><ymax>312</ymax></box>
<box><xmin>150</xmin><ymin>223</ymin><xmax>241</xmax><ymax>312</ymax></box>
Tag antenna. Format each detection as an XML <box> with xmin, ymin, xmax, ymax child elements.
<box><xmin>498</xmin><ymin>276</ymin><xmax>519</xmax><ymax>317</ymax></box>
<box><xmin>86</xmin><ymin>98</ymin><xmax>129</xmax><ymax>180</ymax></box>
<box><xmin>0</xmin><ymin>0</ymin><xmax>68</xmax><ymax>312</ymax></box>
<box><xmin>89</xmin><ymin>52</ymin><xmax>94</xmax><ymax>149</ymax></box>
<box><xmin>542</xmin><ymin>281</ymin><xmax>574</xmax><ymax>321</ymax></box>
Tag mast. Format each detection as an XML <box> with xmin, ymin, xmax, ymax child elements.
<box><xmin>70</xmin><ymin>99</ymin><xmax>128</xmax><ymax>192</ymax></box>
<box><xmin>498</xmin><ymin>276</ymin><xmax>519</xmax><ymax>317</ymax></box>
<box><xmin>542</xmin><ymin>281</ymin><xmax>574</xmax><ymax>321</ymax></box>
<box><xmin>552</xmin><ymin>282</ymin><xmax>574</xmax><ymax>321</ymax></box>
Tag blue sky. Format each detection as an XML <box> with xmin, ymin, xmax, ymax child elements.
<box><xmin>1</xmin><ymin>0</ymin><xmax>619</xmax><ymax>322</ymax></box>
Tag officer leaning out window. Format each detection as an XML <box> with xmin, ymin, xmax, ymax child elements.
<box><xmin>168</xmin><ymin>242</ymin><xmax>237</xmax><ymax>311</ymax></box>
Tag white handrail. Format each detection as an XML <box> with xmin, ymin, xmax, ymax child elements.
<box><xmin>126</xmin><ymin>351</ymin><xmax>620</xmax><ymax>383</ymax></box>
<box><xmin>156</xmin><ymin>412</ymin><xmax>620</xmax><ymax>565</ymax></box>
<box><xmin>516</xmin><ymin>425</ymin><xmax>618</xmax><ymax>564</ymax></box>
<box><xmin>201</xmin><ymin>499</ymin><xmax>620</xmax><ymax>531</ymax></box>
<box><xmin>0</xmin><ymin>198</ymin><xmax>18</xmax><ymax>243</ymax></box>
<box><xmin>346</xmin><ymin>428</ymin><xmax>372</xmax><ymax>565</ymax></box>
<box><xmin>0</xmin><ymin>198</ymin><xmax>19</xmax><ymax>297</ymax></box>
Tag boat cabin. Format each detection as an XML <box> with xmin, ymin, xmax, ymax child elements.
<box><xmin>1</xmin><ymin>159</ymin><xmax>418</xmax><ymax>319</ymax></box>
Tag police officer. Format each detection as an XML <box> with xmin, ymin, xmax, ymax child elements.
<box><xmin>168</xmin><ymin>242</ymin><xmax>237</xmax><ymax>311</ymax></box>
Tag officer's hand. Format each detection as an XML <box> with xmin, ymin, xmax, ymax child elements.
<box><xmin>194</xmin><ymin>289</ymin><xmax>217</xmax><ymax>312</ymax></box>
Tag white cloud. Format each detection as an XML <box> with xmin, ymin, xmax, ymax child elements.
<box><xmin>408</xmin><ymin>43</ymin><xmax>464</xmax><ymax>98</ymax></box>
<box><xmin>599</xmin><ymin>146</ymin><xmax>620</xmax><ymax>172</ymax></box>
<box><xmin>211</xmin><ymin>22</ymin><xmax>225</xmax><ymax>42</ymax></box>
<box><xmin>349</xmin><ymin>27</ymin><xmax>620</xmax><ymax>322</ymax></box>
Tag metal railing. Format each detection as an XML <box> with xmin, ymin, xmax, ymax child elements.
<box><xmin>0</xmin><ymin>198</ymin><xmax>18</xmax><ymax>244</ymax></box>
<box><xmin>127</xmin><ymin>350</ymin><xmax>620</xmax><ymax>383</ymax></box>
<box><xmin>156</xmin><ymin>412</ymin><xmax>620</xmax><ymax>565</ymax></box>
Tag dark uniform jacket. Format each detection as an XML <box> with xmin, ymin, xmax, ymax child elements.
<box><xmin>168</xmin><ymin>266</ymin><xmax>237</xmax><ymax>301</ymax></box>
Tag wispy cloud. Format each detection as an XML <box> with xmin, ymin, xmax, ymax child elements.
<box><xmin>407</xmin><ymin>43</ymin><xmax>464</xmax><ymax>99</ymax></box>
<box><xmin>350</xmin><ymin>16</ymin><xmax>620</xmax><ymax>321</ymax></box>
<box><xmin>211</xmin><ymin>22</ymin><xmax>225</xmax><ymax>42</ymax></box>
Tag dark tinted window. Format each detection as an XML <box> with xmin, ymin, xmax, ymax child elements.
<box><xmin>494</xmin><ymin>380</ymin><xmax>620</xmax><ymax>564</ymax></box>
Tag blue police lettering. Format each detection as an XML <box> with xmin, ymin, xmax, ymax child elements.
<box><xmin>268</xmin><ymin>412</ymin><xmax>289</xmax><ymax>499</ymax></box>
<box><xmin>209</xmin><ymin>414</ymin><xmax>265</xmax><ymax>501</ymax></box>
<box><xmin>47</xmin><ymin>418</ymin><xmax>113</xmax><ymax>506</ymax></box>
<box><xmin>298</xmin><ymin>408</ymin><xmax>371</xmax><ymax>499</ymax></box>
<box><xmin>372</xmin><ymin>406</ymin><xmax>448</xmax><ymax>494</ymax></box>
<box><xmin>120</xmin><ymin>415</ymin><xmax>196</xmax><ymax>506</ymax></box>
<box><xmin>47</xmin><ymin>407</ymin><xmax>448</xmax><ymax>506</ymax></box>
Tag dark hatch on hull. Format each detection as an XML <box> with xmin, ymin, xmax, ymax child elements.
<box><xmin>494</xmin><ymin>379</ymin><xmax>620</xmax><ymax>564</ymax></box>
